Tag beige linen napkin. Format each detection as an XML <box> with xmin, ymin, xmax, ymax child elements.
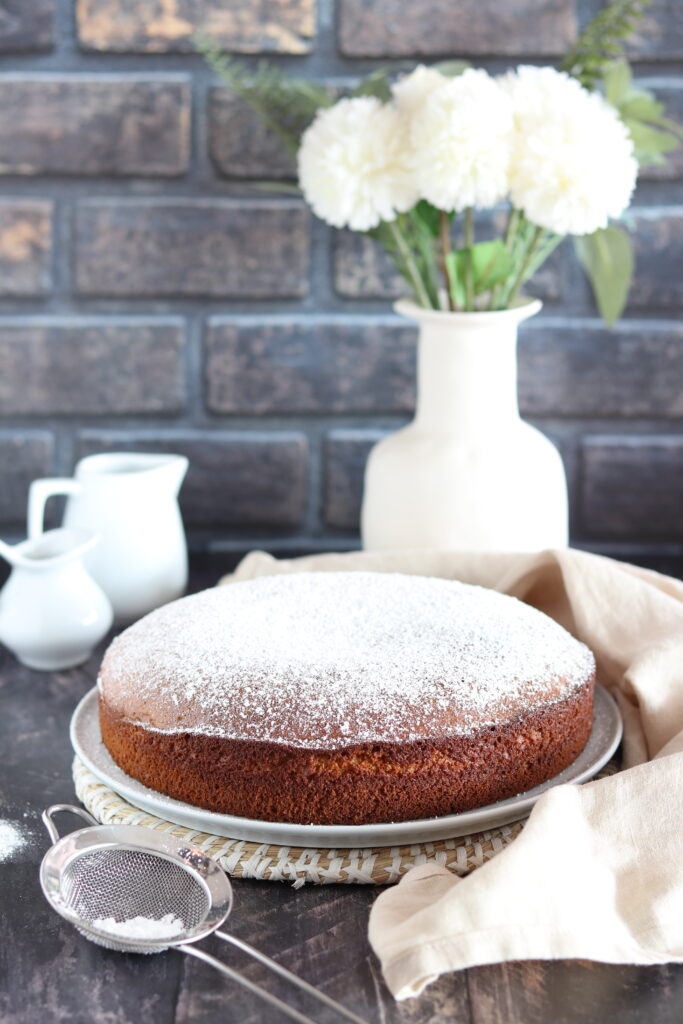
<box><xmin>226</xmin><ymin>547</ymin><xmax>683</xmax><ymax>997</ymax></box>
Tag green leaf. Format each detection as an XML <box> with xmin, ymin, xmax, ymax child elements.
<box><xmin>574</xmin><ymin>225</ymin><xmax>634</xmax><ymax>326</ymax></box>
<box><xmin>431</xmin><ymin>60</ymin><xmax>469</xmax><ymax>78</ymax></box>
<box><xmin>647</xmin><ymin>114</ymin><xmax>683</xmax><ymax>135</ymax></box>
<box><xmin>445</xmin><ymin>241</ymin><xmax>515</xmax><ymax>306</ymax></box>
<box><xmin>605</xmin><ymin>74</ymin><xmax>683</xmax><ymax>168</ymax></box>
<box><xmin>413</xmin><ymin>200</ymin><xmax>450</xmax><ymax>238</ymax></box>
<box><xmin>626</xmin><ymin>120</ymin><xmax>680</xmax><ymax>163</ymax></box>
<box><xmin>471</xmin><ymin>241</ymin><xmax>515</xmax><ymax>292</ymax></box>
<box><xmin>351</xmin><ymin>68</ymin><xmax>393</xmax><ymax>101</ymax></box>
<box><xmin>250</xmin><ymin>181</ymin><xmax>303</xmax><ymax>195</ymax></box>
<box><xmin>445</xmin><ymin>252</ymin><xmax>466</xmax><ymax>308</ymax></box>
<box><xmin>619</xmin><ymin>91</ymin><xmax>665</xmax><ymax>121</ymax></box>
<box><xmin>460</xmin><ymin>241</ymin><xmax>515</xmax><ymax>294</ymax></box>
<box><xmin>603</xmin><ymin>59</ymin><xmax>632</xmax><ymax>105</ymax></box>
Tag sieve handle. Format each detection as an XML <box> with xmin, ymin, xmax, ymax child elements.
<box><xmin>180</xmin><ymin>944</ymin><xmax>318</xmax><ymax>1024</ymax></box>
<box><xmin>215</xmin><ymin>931</ymin><xmax>369</xmax><ymax>1024</ymax></box>
<box><xmin>42</xmin><ymin>804</ymin><xmax>98</xmax><ymax>845</ymax></box>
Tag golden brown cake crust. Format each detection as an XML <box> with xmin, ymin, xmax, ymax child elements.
<box><xmin>99</xmin><ymin>678</ymin><xmax>594</xmax><ymax>825</ymax></box>
<box><xmin>98</xmin><ymin>572</ymin><xmax>597</xmax><ymax>825</ymax></box>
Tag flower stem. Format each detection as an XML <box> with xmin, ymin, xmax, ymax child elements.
<box><xmin>389</xmin><ymin>219</ymin><xmax>433</xmax><ymax>309</ymax></box>
<box><xmin>463</xmin><ymin>207</ymin><xmax>474</xmax><ymax>311</ymax></box>
<box><xmin>489</xmin><ymin>207</ymin><xmax>521</xmax><ymax>310</ymax></box>
<box><xmin>502</xmin><ymin>224</ymin><xmax>545</xmax><ymax>307</ymax></box>
<box><xmin>503</xmin><ymin>207</ymin><xmax>521</xmax><ymax>248</ymax></box>
<box><xmin>439</xmin><ymin>211</ymin><xmax>455</xmax><ymax>311</ymax></box>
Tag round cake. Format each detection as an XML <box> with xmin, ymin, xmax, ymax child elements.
<box><xmin>98</xmin><ymin>572</ymin><xmax>596</xmax><ymax>825</ymax></box>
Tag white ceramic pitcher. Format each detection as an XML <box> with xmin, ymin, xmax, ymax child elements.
<box><xmin>0</xmin><ymin>529</ymin><xmax>113</xmax><ymax>670</ymax></box>
<box><xmin>28</xmin><ymin>453</ymin><xmax>189</xmax><ymax>623</ymax></box>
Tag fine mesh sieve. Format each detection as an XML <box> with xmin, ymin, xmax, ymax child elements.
<box><xmin>40</xmin><ymin>805</ymin><xmax>368</xmax><ymax>1024</ymax></box>
<box><xmin>59</xmin><ymin>847</ymin><xmax>211</xmax><ymax>950</ymax></box>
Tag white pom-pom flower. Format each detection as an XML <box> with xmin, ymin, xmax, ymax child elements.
<box><xmin>501</xmin><ymin>65</ymin><xmax>638</xmax><ymax>236</ymax></box>
<box><xmin>297</xmin><ymin>96</ymin><xmax>416</xmax><ymax>231</ymax></box>
<box><xmin>409</xmin><ymin>68</ymin><xmax>513</xmax><ymax>211</ymax></box>
<box><xmin>392</xmin><ymin>64</ymin><xmax>446</xmax><ymax>121</ymax></box>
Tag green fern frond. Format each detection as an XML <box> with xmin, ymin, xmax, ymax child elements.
<box><xmin>561</xmin><ymin>0</ymin><xmax>649</xmax><ymax>90</ymax></box>
<box><xmin>194</xmin><ymin>33</ymin><xmax>334</xmax><ymax>155</ymax></box>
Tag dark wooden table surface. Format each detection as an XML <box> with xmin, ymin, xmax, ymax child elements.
<box><xmin>2</xmin><ymin>561</ymin><xmax>683</xmax><ymax>1023</ymax></box>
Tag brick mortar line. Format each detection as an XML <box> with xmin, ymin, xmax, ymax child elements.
<box><xmin>183</xmin><ymin>312</ymin><xmax>206</xmax><ymax>423</ymax></box>
<box><xmin>53</xmin><ymin>194</ymin><xmax>71</xmax><ymax>304</ymax></box>
<box><xmin>2</xmin><ymin>297</ymin><xmax>682</xmax><ymax>319</ymax></box>
<box><xmin>2</xmin><ymin>66</ymin><xmax>683</xmax><ymax>87</ymax></box>
<box><xmin>301</xmin><ymin>425</ymin><xmax>325</xmax><ymax>536</ymax></box>
<box><xmin>3</xmin><ymin>51</ymin><xmax>682</xmax><ymax>75</ymax></box>
<box><xmin>0</xmin><ymin>181</ymin><xmax>679</xmax><ymax>202</ymax></box>
<box><xmin>2</xmin><ymin>420</ymin><xmax>682</xmax><ymax>434</ymax></box>
<box><xmin>4</xmin><ymin>311</ymin><xmax>680</xmax><ymax>328</ymax></box>
<box><xmin>55</xmin><ymin>0</ymin><xmax>78</xmax><ymax>54</ymax></box>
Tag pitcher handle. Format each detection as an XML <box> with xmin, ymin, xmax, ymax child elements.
<box><xmin>28</xmin><ymin>478</ymin><xmax>82</xmax><ymax>540</ymax></box>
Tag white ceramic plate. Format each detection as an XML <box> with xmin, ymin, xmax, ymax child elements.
<box><xmin>71</xmin><ymin>685</ymin><xmax>622</xmax><ymax>848</ymax></box>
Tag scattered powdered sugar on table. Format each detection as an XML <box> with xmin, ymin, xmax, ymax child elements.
<box><xmin>90</xmin><ymin>913</ymin><xmax>185</xmax><ymax>940</ymax></box>
<box><xmin>100</xmin><ymin>572</ymin><xmax>595</xmax><ymax>749</ymax></box>
<box><xmin>0</xmin><ymin>819</ymin><xmax>27</xmax><ymax>863</ymax></box>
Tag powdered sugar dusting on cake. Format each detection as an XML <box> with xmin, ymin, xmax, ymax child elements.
<box><xmin>99</xmin><ymin>572</ymin><xmax>595</xmax><ymax>749</ymax></box>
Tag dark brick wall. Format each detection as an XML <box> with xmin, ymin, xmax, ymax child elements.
<box><xmin>0</xmin><ymin>0</ymin><xmax>682</xmax><ymax>574</ymax></box>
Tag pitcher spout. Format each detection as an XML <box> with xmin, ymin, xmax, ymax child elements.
<box><xmin>1</xmin><ymin>528</ymin><xmax>100</xmax><ymax>570</ymax></box>
<box><xmin>156</xmin><ymin>454</ymin><xmax>189</xmax><ymax>497</ymax></box>
<box><xmin>0</xmin><ymin>537</ymin><xmax>20</xmax><ymax>568</ymax></box>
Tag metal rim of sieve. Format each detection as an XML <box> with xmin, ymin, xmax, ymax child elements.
<box><xmin>40</xmin><ymin>806</ymin><xmax>233</xmax><ymax>954</ymax></box>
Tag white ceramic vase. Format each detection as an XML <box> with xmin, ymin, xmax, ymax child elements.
<box><xmin>361</xmin><ymin>298</ymin><xmax>568</xmax><ymax>552</ymax></box>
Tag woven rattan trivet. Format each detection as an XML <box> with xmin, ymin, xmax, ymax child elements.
<box><xmin>74</xmin><ymin>757</ymin><xmax>618</xmax><ymax>886</ymax></box>
<box><xmin>73</xmin><ymin>757</ymin><xmax>531</xmax><ymax>886</ymax></box>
